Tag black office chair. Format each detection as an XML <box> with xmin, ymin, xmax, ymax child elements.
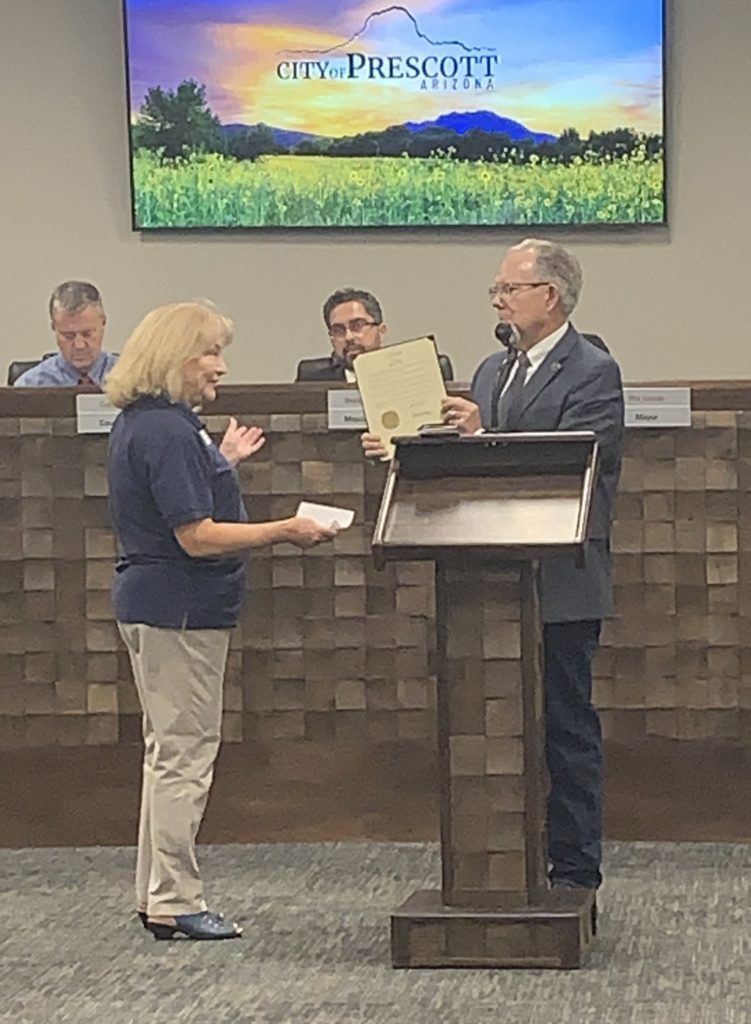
<box><xmin>295</xmin><ymin>357</ymin><xmax>341</xmax><ymax>382</ymax></box>
<box><xmin>6</xmin><ymin>353</ymin><xmax>56</xmax><ymax>386</ymax></box>
<box><xmin>296</xmin><ymin>353</ymin><xmax>455</xmax><ymax>383</ymax></box>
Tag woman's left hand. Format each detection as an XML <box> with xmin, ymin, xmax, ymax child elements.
<box><xmin>220</xmin><ymin>417</ymin><xmax>266</xmax><ymax>466</ymax></box>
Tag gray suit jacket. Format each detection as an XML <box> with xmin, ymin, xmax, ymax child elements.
<box><xmin>471</xmin><ymin>325</ymin><xmax>624</xmax><ymax>623</ymax></box>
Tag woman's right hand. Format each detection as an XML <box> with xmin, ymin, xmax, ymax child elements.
<box><xmin>286</xmin><ymin>517</ymin><xmax>337</xmax><ymax>549</ymax></box>
<box><xmin>361</xmin><ymin>432</ymin><xmax>389</xmax><ymax>460</ymax></box>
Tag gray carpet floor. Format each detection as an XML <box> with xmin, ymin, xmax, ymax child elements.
<box><xmin>0</xmin><ymin>841</ymin><xmax>748</xmax><ymax>1024</ymax></box>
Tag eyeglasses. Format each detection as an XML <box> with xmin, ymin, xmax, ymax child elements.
<box><xmin>488</xmin><ymin>282</ymin><xmax>551</xmax><ymax>299</ymax></box>
<box><xmin>328</xmin><ymin>318</ymin><xmax>379</xmax><ymax>339</ymax></box>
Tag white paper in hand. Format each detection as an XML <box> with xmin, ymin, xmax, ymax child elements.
<box><xmin>296</xmin><ymin>501</ymin><xmax>354</xmax><ymax>531</ymax></box>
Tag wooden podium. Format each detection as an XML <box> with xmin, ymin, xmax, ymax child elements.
<box><xmin>372</xmin><ymin>432</ymin><xmax>599</xmax><ymax>969</ymax></box>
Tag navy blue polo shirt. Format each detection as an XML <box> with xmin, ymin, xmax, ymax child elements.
<box><xmin>107</xmin><ymin>395</ymin><xmax>248</xmax><ymax>629</ymax></box>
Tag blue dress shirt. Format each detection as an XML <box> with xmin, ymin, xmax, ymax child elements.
<box><xmin>13</xmin><ymin>350</ymin><xmax>118</xmax><ymax>387</ymax></box>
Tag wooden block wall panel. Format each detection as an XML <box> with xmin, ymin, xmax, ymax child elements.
<box><xmin>1</xmin><ymin>400</ymin><xmax>750</xmax><ymax>745</ymax></box>
<box><xmin>239</xmin><ymin>426</ymin><xmax>433</xmax><ymax>744</ymax></box>
<box><xmin>598</xmin><ymin>413</ymin><xmax>746</xmax><ymax>741</ymax></box>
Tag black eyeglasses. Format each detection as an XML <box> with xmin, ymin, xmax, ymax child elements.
<box><xmin>328</xmin><ymin>318</ymin><xmax>379</xmax><ymax>339</ymax></box>
<box><xmin>488</xmin><ymin>282</ymin><xmax>551</xmax><ymax>299</ymax></box>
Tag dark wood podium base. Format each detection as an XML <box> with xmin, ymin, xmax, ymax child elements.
<box><xmin>391</xmin><ymin>889</ymin><xmax>596</xmax><ymax>969</ymax></box>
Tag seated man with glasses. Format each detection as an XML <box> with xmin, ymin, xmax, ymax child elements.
<box><xmin>295</xmin><ymin>287</ymin><xmax>454</xmax><ymax>382</ymax></box>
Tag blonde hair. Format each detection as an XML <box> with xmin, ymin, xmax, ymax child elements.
<box><xmin>105</xmin><ymin>301</ymin><xmax>234</xmax><ymax>408</ymax></box>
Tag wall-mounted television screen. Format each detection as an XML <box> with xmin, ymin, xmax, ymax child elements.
<box><xmin>122</xmin><ymin>1</ymin><xmax>666</xmax><ymax>230</ymax></box>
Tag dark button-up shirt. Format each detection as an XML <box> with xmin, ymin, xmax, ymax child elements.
<box><xmin>107</xmin><ymin>395</ymin><xmax>248</xmax><ymax>629</ymax></box>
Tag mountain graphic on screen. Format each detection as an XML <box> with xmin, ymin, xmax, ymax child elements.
<box><xmin>279</xmin><ymin>3</ymin><xmax>495</xmax><ymax>56</ymax></box>
<box><xmin>222</xmin><ymin>124</ymin><xmax>321</xmax><ymax>148</ymax></box>
<box><xmin>404</xmin><ymin>111</ymin><xmax>555</xmax><ymax>144</ymax></box>
<box><xmin>221</xmin><ymin>110</ymin><xmax>554</xmax><ymax>148</ymax></box>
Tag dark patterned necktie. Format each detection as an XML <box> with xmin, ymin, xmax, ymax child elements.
<box><xmin>496</xmin><ymin>352</ymin><xmax>530</xmax><ymax>431</ymax></box>
<box><xmin>77</xmin><ymin>374</ymin><xmax>96</xmax><ymax>388</ymax></box>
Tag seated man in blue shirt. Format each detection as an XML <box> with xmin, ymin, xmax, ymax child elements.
<box><xmin>14</xmin><ymin>280</ymin><xmax>118</xmax><ymax>387</ymax></box>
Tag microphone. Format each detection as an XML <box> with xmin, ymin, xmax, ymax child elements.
<box><xmin>494</xmin><ymin>321</ymin><xmax>515</xmax><ymax>349</ymax></box>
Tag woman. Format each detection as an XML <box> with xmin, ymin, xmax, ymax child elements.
<box><xmin>105</xmin><ymin>302</ymin><xmax>334</xmax><ymax>941</ymax></box>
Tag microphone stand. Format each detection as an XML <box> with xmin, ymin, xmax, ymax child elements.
<box><xmin>490</xmin><ymin>323</ymin><xmax>518</xmax><ymax>430</ymax></box>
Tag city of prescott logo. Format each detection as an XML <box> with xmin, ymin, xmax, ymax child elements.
<box><xmin>276</xmin><ymin>4</ymin><xmax>500</xmax><ymax>92</ymax></box>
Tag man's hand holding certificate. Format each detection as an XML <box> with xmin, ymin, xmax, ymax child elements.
<box><xmin>354</xmin><ymin>336</ymin><xmax>447</xmax><ymax>458</ymax></box>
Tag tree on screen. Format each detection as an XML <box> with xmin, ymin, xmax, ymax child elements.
<box><xmin>132</xmin><ymin>80</ymin><xmax>221</xmax><ymax>160</ymax></box>
<box><xmin>226</xmin><ymin>125</ymin><xmax>285</xmax><ymax>161</ymax></box>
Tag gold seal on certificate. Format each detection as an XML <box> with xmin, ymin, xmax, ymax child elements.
<box><xmin>354</xmin><ymin>336</ymin><xmax>447</xmax><ymax>458</ymax></box>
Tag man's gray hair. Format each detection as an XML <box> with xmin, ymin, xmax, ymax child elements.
<box><xmin>49</xmin><ymin>281</ymin><xmax>104</xmax><ymax>320</ymax></box>
<box><xmin>511</xmin><ymin>239</ymin><xmax>583</xmax><ymax>316</ymax></box>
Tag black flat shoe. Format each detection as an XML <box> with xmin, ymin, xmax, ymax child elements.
<box><xmin>146</xmin><ymin>910</ymin><xmax>242</xmax><ymax>941</ymax></box>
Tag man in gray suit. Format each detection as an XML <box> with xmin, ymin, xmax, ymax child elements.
<box><xmin>442</xmin><ymin>238</ymin><xmax>625</xmax><ymax>894</ymax></box>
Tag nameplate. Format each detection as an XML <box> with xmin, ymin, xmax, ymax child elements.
<box><xmin>327</xmin><ymin>389</ymin><xmax>367</xmax><ymax>430</ymax></box>
<box><xmin>76</xmin><ymin>393</ymin><xmax>120</xmax><ymax>434</ymax></box>
<box><xmin>624</xmin><ymin>387</ymin><xmax>691</xmax><ymax>428</ymax></box>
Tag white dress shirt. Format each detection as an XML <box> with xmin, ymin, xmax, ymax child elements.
<box><xmin>499</xmin><ymin>321</ymin><xmax>570</xmax><ymax>397</ymax></box>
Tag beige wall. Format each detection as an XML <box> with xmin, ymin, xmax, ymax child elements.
<box><xmin>1</xmin><ymin>0</ymin><xmax>749</xmax><ymax>385</ymax></box>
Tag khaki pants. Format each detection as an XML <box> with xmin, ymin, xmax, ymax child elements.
<box><xmin>118</xmin><ymin>622</ymin><xmax>230</xmax><ymax>917</ymax></box>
